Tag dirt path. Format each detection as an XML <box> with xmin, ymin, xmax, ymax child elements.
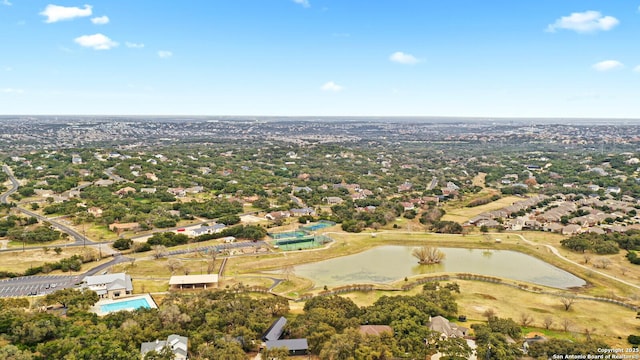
<box><xmin>512</xmin><ymin>233</ymin><xmax>640</xmax><ymax>291</ymax></box>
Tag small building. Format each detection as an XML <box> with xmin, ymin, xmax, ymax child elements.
<box><xmin>140</xmin><ymin>334</ymin><xmax>188</xmax><ymax>360</ymax></box>
<box><xmin>262</xmin><ymin>316</ymin><xmax>308</xmax><ymax>356</ymax></box>
<box><xmin>263</xmin><ymin>316</ymin><xmax>287</xmax><ymax>342</ymax></box>
<box><xmin>189</xmin><ymin>224</ymin><xmax>226</xmax><ymax>237</ymax></box>
<box><xmin>81</xmin><ymin>273</ymin><xmax>133</xmax><ymax>299</ymax></box>
<box><xmin>264</xmin><ymin>339</ymin><xmax>308</xmax><ymax>356</ymax></box>
<box><xmin>169</xmin><ymin>274</ymin><xmax>218</xmax><ymax>290</ymax></box>
<box><xmin>109</xmin><ymin>222</ymin><xmax>140</xmax><ymax>234</ymax></box>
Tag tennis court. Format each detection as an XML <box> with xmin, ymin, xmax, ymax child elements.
<box><xmin>301</xmin><ymin>220</ymin><xmax>336</xmax><ymax>231</ymax></box>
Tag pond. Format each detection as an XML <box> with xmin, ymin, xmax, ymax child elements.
<box><xmin>293</xmin><ymin>246</ymin><xmax>586</xmax><ymax>289</ymax></box>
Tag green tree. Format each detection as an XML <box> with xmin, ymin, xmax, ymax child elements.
<box><xmin>262</xmin><ymin>346</ymin><xmax>290</xmax><ymax>359</ymax></box>
<box><xmin>44</xmin><ymin>288</ymin><xmax>99</xmax><ymax>310</ymax></box>
<box><xmin>144</xmin><ymin>346</ymin><xmax>175</xmax><ymax>360</ymax></box>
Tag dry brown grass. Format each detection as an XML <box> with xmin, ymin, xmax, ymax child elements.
<box><xmin>471</xmin><ymin>172</ymin><xmax>487</xmax><ymax>188</ymax></box>
<box><xmin>453</xmin><ymin>279</ymin><xmax>636</xmax><ymax>348</ymax></box>
<box><xmin>0</xmin><ymin>247</ymin><xmax>102</xmax><ymax>273</ymax></box>
<box><xmin>442</xmin><ymin>195</ymin><xmax>521</xmax><ymax>223</ymax></box>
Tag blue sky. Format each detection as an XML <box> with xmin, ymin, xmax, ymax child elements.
<box><xmin>1</xmin><ymin>0</ymin><xmax>639</xmax><ymax>117</ymax></box>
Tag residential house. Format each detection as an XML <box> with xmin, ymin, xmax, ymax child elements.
<box><xmin>427</xmin><ymin>315</ymin><xmax>468</xmax><ymax>339</ymax></box>
<box><xmin>324</xmin><ymin>196</ymin><xmax>344</xmax><ymax>205</ymax></box>
<box><xmin>188</xmin><ymin>224</ymin><xmax>225</xmax><ymax>237</ymax></box>
<box><xmin>543</xmin><ymin>223</ymin><xmax>564</xmax><ymax>233</ymax></box>
<box><xmin>115</xmin><ymin>186</ymin><xmax>136</xmax><ymax>196</ymax></box>
<box><xmin>81</xmin><ymin>273</ymin><xmax>133</xmax><ymax>299</ymax></box>
<box><xmin>94</xmin><ymin>179</ymin><xmax>115</xmax><ymax>187</ymax></box>
<box><xmin>34</xmin><ymin>189</ymin><xmax>54</xmax><ymax>197</ymax></box>
<box><xmin>266</xmin><ymin>211</ymin><xmax>291</xmax><ymax>221</ymax></box>
<box><xmin>359</xmin><ymin>325</ymin><xmax>393</xmax><ymax>336</ymax></box>
<box><xmin>140</xmin><ymin>334</ymin><xmax>188</xmax><ymax>360</ymax></box>
<box><xmin>87</xmin><ymin>207</ymin><xmax>103</xmax><ymax>217</ymax></box>
<box><xmin>401</xmin><ymin>202</ymin><xmax>415</xmax><ymax>211</ymax></box>
<box><xmin>185</xmin><ymin>186</ymin><xmax>204</xmax><ymax>194</ymax></box>
<box><xmin>109</xmin><ymin>222</ymin><xmax>140</xmax><ymax>234</ymax></box>
<box><xmin>290</xmin><ymin>208</ymin><xmax>315</xmax><ymax>217</ymax></box>
<box><xmin>167</xmin><ymin>188</ymin><xmax>186</xmax><ymax>197</ymax></box>
<box><xmin>398</xmin><ymin>182</ymin><xmax>413</xmax><ymax>192</ymax></box>
<box><xmin>140</xmin><ymin>187</ymin><xmax>157</xmax><ymax>194</ymax></box>
<box><xmin>293</xmin><ymin>186</ymin><xmax>312</xmax><ymax>193</ymax></box>
<box><xmin>561</xmin><ymin>224</ymin><xmax>582</xmax><ymax>236</ymax></box>
<box><xmin>71</xmin><ymin>154</ymin><xmax>82</xmax><ymax>165</ymax></box>
<box><xmin>606</xmin><ymin>186</ymin><xmax>621</xmax><ymax>194</ymax></box>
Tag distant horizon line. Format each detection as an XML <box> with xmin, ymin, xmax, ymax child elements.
<box><xmin>1</xmin><ymin>114</ymin><xmax>640</xmax><ymax>121</ymax></box>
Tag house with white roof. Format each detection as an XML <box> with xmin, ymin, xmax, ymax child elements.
<box><xmin>81</xmin><ymin>273</ymin><xmax>133</xmax><ymax>300</ymax></box>
<box><xmin>140</xmin><ymin>334</ymin><xmax>188</xmax><ymax>360</ymax></box>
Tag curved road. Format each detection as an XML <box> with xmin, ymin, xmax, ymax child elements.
<box><xmin>0</xmin><ymin>164</ymin><xmax>20</xmax><ymax>204</ymax></box>
<box><xmin>1</xmin><ymin>165</ymin><xmax>95</xmax><ymax>247</ymax></box>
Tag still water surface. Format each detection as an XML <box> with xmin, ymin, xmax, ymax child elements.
<box><xmin>294</xmin><ymin>246</ymin><xmax>586</xmax><ymax>289</ymax></box>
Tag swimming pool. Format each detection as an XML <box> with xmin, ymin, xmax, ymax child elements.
<box><xmin>100</xmin><ymin>297</ymin><xmax>151</xmax><ymax>313</ymax></box>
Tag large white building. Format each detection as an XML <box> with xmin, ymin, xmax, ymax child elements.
<box><xmin>81</xmin><ymin>273</ymin><xmax>133</xmax><ymax>299</ymax></box>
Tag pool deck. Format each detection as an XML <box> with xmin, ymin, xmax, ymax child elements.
<box><xmin>91</xmin><ymin>293</ymin><xmax>157</xmax><ymax>316</ymax></box>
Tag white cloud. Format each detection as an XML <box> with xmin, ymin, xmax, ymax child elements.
<box><xmin>321</xmin><ymin>81</ymin><xmax>343</xmax><ymax>92</ymax></box>
<box><xmin>125</xmin><ymin>42</ymin><xmax>145</xmax><ymax>48</ymax></box>
<box><xmin>546</xmin><ymin>11</ymin><xmax>619</xmax><ymax>33</ymax></box>
<box><xmin>592</xmin><ymin>60</ymin><xmax>624</xmax><ymax>71</ymax></box>
<box><xmin>74</xmin><ymin>33</ymin><xmax>118</xmax><ymax>50</ymax></box>
<box><xmin>2</xmin><ymin>0</ymin><xmax>12</xmax><ymax>6</ymax></box>
<box><xmin>4</xmin><ymin>66</ymin><xmax>13</xmax><ymax>71</ymax></box>
<box><xmin>40</xmin><ymin>4</ymin><xmax>92</xmax><ymax>23</ymax></box>
<box><xmin>389</xmin><ymin>51</ymin><xmax>420</xmax><ymax>65</ymax></box>
<box><xmin>293</xmin><ymin>0</ymin><xmax>310</xmax><ymax>8</ymax></box>
<box><xmin>633</xmin><ymin>65</ymin><xmax>640</xmax><ymax>73</ymax></box>
<box><xmin>91</xmin><ymin>16</ymin><xmax>109</xmax><ymax>25</ymax></box>
<box><xmin>158</xmin><ymin>50</ymin><xmax>173</xmax><ymax>58</ymax></box>
<box><xmin>1</xmin><ymin>88</ymin><xmax>24</xmax><ymax>94</ymax></box>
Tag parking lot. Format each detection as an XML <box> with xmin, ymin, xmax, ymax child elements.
<box><xmin>0</xmin><ymin>274</ymin><xmax>79</xmax><ymax>298</ymax></box>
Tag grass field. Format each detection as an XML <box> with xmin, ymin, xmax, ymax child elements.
<box><xmin>0</xmin><ymin>247</ymin><xmax>101</xmax><ymax>273</ymax></box>
<box><xmin>339</xmin><ymin>278</ymin><xmax>635</xmax><ymax>348</ymax></box>
<box><xmin>453</xmin><ymin>279</ymin><xmax>636</xmax><ymax>348</ymax></box>
<box><xmin>442</xmin><ymin>195</ymin><xmax>521</xmax><ymax>223</ymax></box>
<box><xmin>471</xmin><ymin>172</ymin><xmax>487</xmax><ymax>188</ymax></box>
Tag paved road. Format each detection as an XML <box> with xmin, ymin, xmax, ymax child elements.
<box><xmin>1</xmin><ymin>165</ymin><xmax>95</xmax><ymax>247</ymax></box>
<box><xmin>104</xmin><ymin>167</ymin><xmax>128</xmax><ymax>183</ymax></box>
<box><xmin>0</xmin><ymin>164</ymin><xmax>20</xmax><ymax>204</ymax></box>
